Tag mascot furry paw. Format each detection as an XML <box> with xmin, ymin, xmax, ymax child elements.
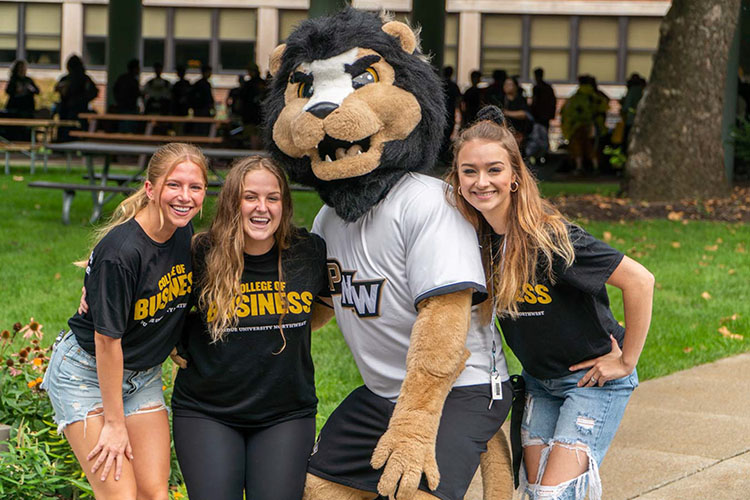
<box><xmin>264</xmin><ymin>8</ymin><xmax>513</xmax><ymax>500</ymax></box>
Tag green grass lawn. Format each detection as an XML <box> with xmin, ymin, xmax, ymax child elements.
<box><xmin>1</xmin><ymin>164</ymin><xmax>748</xmax><ymax>427</ymax></box>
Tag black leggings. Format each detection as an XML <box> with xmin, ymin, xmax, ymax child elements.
<box><xmin>173</xmin><ymin>411</ymin><xmax>315</xmax><ymax>500</ymax></box>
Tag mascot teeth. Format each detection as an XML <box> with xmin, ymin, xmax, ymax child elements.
<box><xmin>318</xmin><ymin>135</ymin><xmax>371</xmax><ymax>162</ymax></box>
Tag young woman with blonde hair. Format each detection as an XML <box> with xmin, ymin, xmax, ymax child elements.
<box><xmin>42</xmin><ymin>142</ymin><xmax>208</xmax><ymax>500</ymax></box>
<box><xmin>170</xmin><ymin>155</ymin><xmax>330</xmax><ymax>500</ymax></box>
<box><xmin>446</xmin><ymin>107</ymin><xmax>654</xmax><ymax>500</ymax></box>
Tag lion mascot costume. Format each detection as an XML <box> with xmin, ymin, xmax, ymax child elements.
<box><xmin>264</xmin><ymin>8</ymin><xmax>514</xmax><ymax>500</ymax></box>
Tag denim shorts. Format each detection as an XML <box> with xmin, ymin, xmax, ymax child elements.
<box><xmin>41</xmin><ymin>331</ymin><xmax>167</xmax><ymax>435</ymax></box>
<box><xmin>518</xmin><ymin>368</ymin><xmax>638</xmax><ymax>500</ymax></box>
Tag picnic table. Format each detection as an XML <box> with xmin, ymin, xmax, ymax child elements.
<box><xmin>0</xmin><ymin>118</ymin><xmax>80</xmax><ymax>174</ymax></box>
<box><xmin>72</xmin><ymin>113</ymin><xmax>230</xmax><ymax>145</ymax></box>
<box><xmin>36</xmin><ymin>141</ymin><xmax>263</xmax><ymax>224</ymax></box>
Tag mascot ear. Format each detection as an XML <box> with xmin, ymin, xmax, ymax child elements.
<box><xmin>269</xmin><ymin>43</ymin><xmax>286</xmax><ymax>77</ymax></box>
<box><xmin>382</xmin><ymin>21</ymin><xmax>417</xmax><ymax>54</ymax></box>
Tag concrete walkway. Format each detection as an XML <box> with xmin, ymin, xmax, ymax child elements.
<box><xmin>465</xmin><ymin>352</ymin><xmax>750</xmax><ymax>499</ymax></box>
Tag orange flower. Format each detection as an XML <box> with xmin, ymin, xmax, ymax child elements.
<box><xmin>33</xmin><ymin>358</ymin><xmax>43</xmax><ymax>367</ymax></box>
<box><xmin>27</xmin><ymin>380</ymin><xmax>38</xmax><ymax>389</ymax></box>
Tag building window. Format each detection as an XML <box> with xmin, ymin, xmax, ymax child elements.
<box><xmin>0</xmin><ymin>3</ymin><xmax>18</xmax><ymax>64</ymax></box>
<box><xmin>279</xmin><ymin>10</ymin><xmax>307</xmax><ymax>43</ymax></box>
<box><xmin>142</xmin><ymin>7</ymin><xmax>167</xmax><ymax>69</ymax></box>
<box><xmin>627</xmin><ymin>17</ymin><xmax>660</xmax><ymax>79</ymax></box>
<box><xmin>174</xmin><ymin>8</ymin><xmax>212</xmax><ymax>70</ymax></box>
<box><xmin>529</xmin><ymin>16</ymin><xmax>569</xmax><ymax>82</ymax></box>
<box><xmin>24</xmin><ymin>3</ymin><xmax>61</xmax><ymax>66</ymax></box>
<box><xmin>219</xmin><ymin>9</ymin><xmax>256</xmax><ymax>71</ymax></box>
<box><xmin>84</xmin><ymin>5</ymin><xmax>107</xmax><ymax>68</ymax></box>
<box><xmin>443</xmin><ymin>13</ymin><xmax>458</xmax><ymax>71</ymax></box>
<box><xmin>578</xmin><ymin>17</ymin><xmax>619</xmax><ymax>83</ymax></box>
<box><xmin>481</xmin><ymin>15</ymin><xmax>522</xmax><ymax>78</ymax></box>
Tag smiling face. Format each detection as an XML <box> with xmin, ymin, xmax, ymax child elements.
<box><xmin>240</xmin><ymin>168</ymin><xmax>283</xmax><ymax>255</ymax></box>
<box><xmin>456</xmin><ymin>139</ymin><xmax>516</xmax><ymax>229</ymax></box>
<box><xmin>149</xmin><ymin>160</ymin><xmax>206</xmax><ymax>233</ymax></box>
<box><xmin>271</xmin><ymin>46</ymin><xmax>421</xmax><ymax>181</ymax></box>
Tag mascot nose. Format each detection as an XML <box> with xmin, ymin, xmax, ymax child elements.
<box><xmin>307</xmin><ymin>102</ymin><xmax>339</xmax><ymax>119</ymax></box>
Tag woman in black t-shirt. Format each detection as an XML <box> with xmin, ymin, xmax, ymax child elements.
<box><xmin>170</xmin><ymin>156</ymin><xmax>330</xmax><ymax>500</ymax></box>
<box><xmin>445</xmin><ymin>107</ymin><xmax>654</xmax><ymax>500</ymax></box>
<box><xmin>42</xmin><ymin>143</ymin><xmax>208</xmax><ymax>500</ymax></box>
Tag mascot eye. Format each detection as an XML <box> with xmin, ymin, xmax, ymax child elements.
<box><xmin>352</xmin><ymin>67</ymin><xmax>379</xmax><ymax>89</ymax></box>
<box><xmin>297</xmin><ymin>81</ymin><xmax>314</xmax><ymax>99</ymax></box>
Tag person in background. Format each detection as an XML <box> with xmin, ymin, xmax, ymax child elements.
<box><xmin>561</xmin><ymin>75</ymin><xmax>608</xmax><ymax>173</ymax></box>
<box><xmin>171</xmin><ymin>65</ymin><xmax>191</xmax><ymax>117</ymax></box>
<box><xmin>446</xmin><ymin>105</ymin><xmax>653</xmax><ymax>500</ymax></box>
<box><xmin>483</xmin><ymin>69</ymin><xmax>507</xmax><ymax>108</ymax></box>
<box><xmin>501</xmin><ymin>76</ymin><xmax>532</xmax><ymax>144</ymax></box>
<box><xmin>530</xmin><ymin>67</ymin><xmax>557</xmax><ymax>131</ymax></box>
<box><xmin>239</xmin><ymin>63</ymin><xmax>266</xmax><ymax>149</ymax></box>
<box><xmin>55</xmin><ymin>54</ymin><xmax>98</xmax><ymax>142</ymax></box>
<box><xmin>462</xmin><ymin>70</ymin><xmax>483</xmax><ymax>128</ymax></box>
<box><xmin>5</xmin><ymin>60</ymin><xmax>39</xmax><ymax>118</ymax></box>
<box><xmin>440</xmin><ymin>66</ymin><xmax>462</xmax><ymax>162</ymax></box>
<box><xmin>189</xmin><ymin>65</ymin><xmax>215</xmax><ymax>135</ymax></box>
<box><xmin>113</xmin><ymin>59</ymin><xmax>142</xmax><ymax>115</ymax></box>
<box><xmin>4</xmin><ymin>60</ymin><xmax>40</xmax><ymax>140</ymax></box>
<box><xmin>620</xmin><ymin>73</ymin><xmax>646</xmax><ymax>152</ymax></box>
<box><xmin>143</xmin><ymin>62</ymin><xmax>172</xmax><ymax>116</ymax></box>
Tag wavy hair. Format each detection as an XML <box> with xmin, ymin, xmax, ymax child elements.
<box><xmin>79</xmin><ymin>143</ymin><xmax>208</xmax><ymax>266</ymax></box>
<box><xmin>445</xmin><ymin>116</ymin><xmax>574</xmax><ymax>321</ymax></box>
<box><xmin>197</xmin><ymin>156</ymin><xmax>296</xmax><ymax>349</ymax></box>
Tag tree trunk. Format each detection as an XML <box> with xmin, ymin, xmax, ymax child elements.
<box><xmin>626</xmin><ymin>0</ymin><xmax>740</xmax><ymax>200</ymax></box>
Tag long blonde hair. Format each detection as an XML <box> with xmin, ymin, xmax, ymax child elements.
<box><xmin>445</xmin><ymin>115</ymin><xmax>574</xmax><ymax>321</ymax></box>
<box><xmin>79</xmin><ymin>143</ymin><xmax>208</xmax><ymax>265</ymax></box>
<box><xmin>196</xmin><ymin>156</ymin><xmax>296</xmax><ymax>349</ymax></box>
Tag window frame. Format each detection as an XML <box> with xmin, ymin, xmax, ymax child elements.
<box><xmin>0</xmin><ymin>2</ymin><xmax>62</xmax><ymax>69</ymax></box>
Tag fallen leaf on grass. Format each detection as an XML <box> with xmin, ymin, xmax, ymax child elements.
<box><xmin>716</xmin><ymin>238</ymin><xmax>723</xmax><ymax>244</ymax></box>
<box><xmin>701</xmin><ymin>291</ymin><xmax>712</xmax><ymax>300</ymax></box>
<box><xmin>671</xmin><ymin>241</ymin><xmax>681</xmax><ymax>248</ymax></box>
<box><xmin>704</xmin><ymin>244</ymin><xmax>718</xmax><ymax>252</ymax></box>
<box><xmin>698</xmin><ymin>261</ymin><xmax>709</xmax><ymax>267</ymax></box>
<box><xmin>718</xmin><ymin>326</ymin><xmax>743</xmax><ymax>340</ymax></box>
<box><xmin>655</xmin><ymin>282</ymin><xmax>663</xmax><ymax>290</ymax></box>
<box><xmin>683</xmin><ymin>347</ymin><xmax>693</xmax><ymax>353</ymax></box>
<box><xmin>736</xmin><ymin>244</ymin><xmax>746</xmax><ymax>254</ymax></box>
<box><xmin>54</xmin><ymin>273</ymin><xmax>61</xmax><ymax>280</ymax></box>
<box><xmin>728</xmin><ymin>269</ymin><xmax>736</xmax><ymax>275</ymax></box>
<box><xmin>667</xmin><ymin>211</ymin><xmax>683</xmax><ymax>221</ymax></box>
<box><xmin>720</xmin><ymin>313</ymin><xmax>740</xmax><ymax>323</ymax></box>
<box><xmin>12</xmin><ymin>176</ymin><xmax>23</xmax><ymax>182</ymax></box>
<box><xmin>602</xmin><ymin>231</ymin><xmax>612</xmax><ymax>242</ymax></box>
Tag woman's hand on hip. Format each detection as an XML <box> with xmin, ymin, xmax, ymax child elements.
<box><xmin>569</xmin><ymin>335</ymin><xmax>633</xmax><ymax>387</ymax></box>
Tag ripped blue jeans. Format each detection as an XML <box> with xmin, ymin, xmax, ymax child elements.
<box><xmin>41</xmin><ymin>332</ymin><xmax>166</xmax><ymax>435</ymax></box>
<box><xmin>518</xmin><ymin>368</ymin><xmax>638</xmax><ymax>500</ymax></box>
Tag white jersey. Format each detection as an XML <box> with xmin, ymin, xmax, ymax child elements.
<box><xmin>313</xmin><ymin>173</ymin><xmax>509</xmax><ymax>400</ymax></box>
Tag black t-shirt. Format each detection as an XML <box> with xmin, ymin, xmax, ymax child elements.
<box><xmin>497</xmin><ymin>225</ymin><xmax>625</xmax><ymax>380</ymax></box>
<box><xmin>171</xmin><ymin>230</ymin><xmax>329</xmax><ymax>428</ymax></box>
<box><xmin>68</xmin><ymin>218</ymin><xmax>194</xmax><ymax>371</ymax></box>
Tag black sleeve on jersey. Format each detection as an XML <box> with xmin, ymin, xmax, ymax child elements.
<box><xmin>87</xmin><ymin>259</ymin><xmax>137</xmax><ymax>339</ymax></box>
<box><xmin>312</xmin><ymin>233</ymin><xmax>332</xmax><ymax>300</ymax></box>
<box><xmin>556</xmin><ymin>225</ymin><xmax>624</xmax><ymax>295</ymax></box>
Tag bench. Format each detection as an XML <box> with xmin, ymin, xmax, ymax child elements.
<box><xmin>0</xmin><ymin>118</ymin><xmax>80</xmax><ymax>174</ymax></box>
<box><xmin>70</xmin><ymin>131</ymin><xmax>224</xmax><ymax>145</ymax></box>
<box><xmin>81</xmin><ymin>172</ymin><xmax>314</xmax><ymax>192</ymax></box>
<box><xmin>29</xmin><ymin>180</ymin><xmax>219</xmax><ymax>224</ymax></box>
<box><xmin>73</xmin><ymin>113</ymin><xmax>229</xmax><ymax>144</ymax></box>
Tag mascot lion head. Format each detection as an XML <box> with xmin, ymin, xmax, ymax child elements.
<box><xmin>263</xmin><ymin>8</ymin><xmax>446</xmax><ymax>222</ymax></box>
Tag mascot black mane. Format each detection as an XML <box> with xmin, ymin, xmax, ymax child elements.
<box><xmin>264</xmin><ymin>8</ymin><xmax>445</xmax><ymax>222</ymax></box>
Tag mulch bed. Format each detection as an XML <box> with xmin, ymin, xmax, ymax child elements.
<box><xmin>551</xmin><ymin>185</ymin><xmax>750</xmax><ymax>223</ymax></box>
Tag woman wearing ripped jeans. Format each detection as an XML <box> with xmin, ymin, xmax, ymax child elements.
<box><xmin>445</xmin><ymin>106</ymin><xmax>654</xmax><ymax>500</ymax></box>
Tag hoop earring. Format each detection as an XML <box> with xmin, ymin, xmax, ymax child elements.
<box><xmin>510</xmin><ymin>181</ymin><xmax>519</xmax><ymax>193</ymax></box>
<box><xmin>457</xmin><ymin>186</ymin><xmax>463</xmax><ymax>197</ymax></box>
